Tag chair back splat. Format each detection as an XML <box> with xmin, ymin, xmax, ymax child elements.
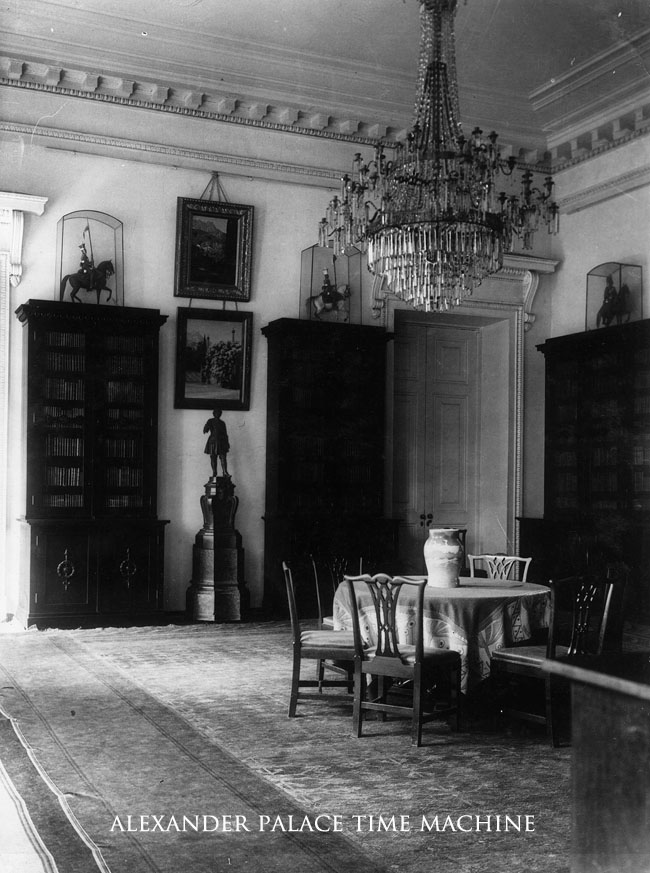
<box><xmin>345</xmin><ymin>573</ymin><xmax>461</xmax><ymax>747</ymax></box>
<box><xmin>566</xmin><ymin>577</ymin><xmax>608</xmax><ymax>658</ymax></box>
<box><xmin>468</xmin><ymin>554</ymin><xmax>532</xmax><ymax>582</ymax></box>
<box><xmin>367</xmin><ymin>575</ymin><xmax>422</xmax><ymax>666</ymax></box>
<box><xmin>310</xmin><ymin>554</ymin><xmax>359</xmax><ymax>630</ymax></box>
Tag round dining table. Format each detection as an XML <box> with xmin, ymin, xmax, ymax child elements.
<box><xmin>332</xmin><ymin>578</ymin><xmax>551</xmax><ymax>695</ymax></box>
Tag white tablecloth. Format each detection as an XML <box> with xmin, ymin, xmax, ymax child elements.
<box><xmin>333</xmin><ymin>580</ymin><xmax>551</xmax><ymax>694</ymax></box>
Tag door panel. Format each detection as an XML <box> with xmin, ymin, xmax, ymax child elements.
<box><xmin>394</xmin><ymin>321</ymin><xmax>478</xmax><ymax>574</ymax></box>
<box><xmin>432</xmin><ymin>395</ymin><xmax>467</xmax><ymax>513</ymax></box>
<box><xmin>31</xmin><ymin>527</ymin><xmax>95</xmax><ymax>614</ymax></box>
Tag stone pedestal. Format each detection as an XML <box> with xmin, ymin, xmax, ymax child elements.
<box><xmin>187</xmin><ymin>476</ymin><xmax>244</xmax><ymax>622</ymax></box>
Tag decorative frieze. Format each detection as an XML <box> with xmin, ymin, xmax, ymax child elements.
<box><xmin>2</xmin><ymin>49</ymin><xmax>648</xmax><ymax>178</ymax></box>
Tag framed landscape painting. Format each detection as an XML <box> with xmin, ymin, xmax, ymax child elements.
<box><xmin>175</xmin><ymin>308</ymin><xmax>252</xmax><ymax>410</ymax></box>
<box><xmin>174</xmin><ymin>198</ymin><xmax>253</xmax><ymax>301</ymax></box>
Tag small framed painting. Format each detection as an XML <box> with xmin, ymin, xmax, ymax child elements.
<box><xmin>175</xmin><ymin>308</ymin><xmax>252</xmax><ymax>410</ymax></box>
<box><xmin>174</xmin><ymin>199</ymin><xmax>253</xmax><ymax>301</ymax></box>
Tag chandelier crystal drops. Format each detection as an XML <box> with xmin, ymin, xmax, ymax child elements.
<box><xmin>318</xmin><ymin>0</ymin><xmax>559</xmax><ymax>312</ymax></box>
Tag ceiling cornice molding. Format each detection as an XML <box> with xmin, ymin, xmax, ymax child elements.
<box><xmin>3</xmin><ymin>50</ymin><xmax>648</xmax><ymax>178</ymax></box>
<box><xmin>1</xmin><ymin>55</ymin><xmax>553</xmax><ymax>166</ymax></box>
<box><xmin>549</xmin><ymin>115</ymin><xmax>650</xmax><ymax>173</ymax></box>
<box><xmin>0</xmin><ymin>56</ymin><xmax>408</xmax><ymax>144</ymax></box>
<box><xmin>0</xmin><ymin>119</ymin><xmax>343</xmax><ymax>187</ymax></box>
<box><xmin>556</xmin><ymin>161</ymin><xmax>650</xmax><ymax>215</ymax></box>
<box><xmin>0</xmin><ymin>77</ymin><xmax>558</xmax><ymax>185</ymax></box>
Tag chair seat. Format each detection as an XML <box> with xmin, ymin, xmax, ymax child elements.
<box><xmin>322</xmin><ymin>615</ymin><xmax>335</xmax><ymax>629</ymax></box>
<box><xmin>492</xmin><ymin>643</ymin><xmax>569</xmax><ymax>669</ymax></box>
<box><xmin>361</xmin><ymin>644</ymin><xmax>461</xmax><ymax>667</ymax></box>
<box><xmin>300</xmin><ymin>629</ymin><xmax>355</xmax><ymax>649</ymax></box>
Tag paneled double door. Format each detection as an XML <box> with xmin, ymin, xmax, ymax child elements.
<box><xmin>393</xmin><ymin>318</ymin><xmax>480</xmax><ymax>574</ymax></box>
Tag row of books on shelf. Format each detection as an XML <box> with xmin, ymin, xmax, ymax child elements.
<box><xmin>42</xmin><ymin>407</ymin><xmax>84</xmax><ymax>425</ymax></box>
<box><xmin>106</xmin><ymin>408</ymin><xmax>144</xmax><ymax>425</ymax></box>
<box><xmin>47</xmin><ymin>352</ymin><xmax>85</xmax><ymax>373</ymax></box>
<box><xmin>634</xmin><ymin>471</ymin><xmax>650</xmax><ymax>492</ymax></box>
<box><xmin>633</xmin><ymin>445</ymin><xmax>650</xmax><ymax>464</ymax></box>
<box><xmin>103</xmin><ymin>438</ymin><xmax>141</xmax><ymax>459</ymax></box>
<box><xmin>44</xmin><ymin>378</ymin><xmax>84</xmax><ymax>401</ymax></box>
<box><xmin>105</xmin><ymin>467</ymin><xmax>143</xmax><ymax>487</ymax></box>
<box><xmin>42</xmin><ymin>494</ymin><xmax>85</xmax><ymax>508</ymax></box>
<box><xmin>589</xmin><ymin>472</ymin><xmax>619</xmax><ymax>492</ymax></box>
<box><xmin>104</xmin><ymin>335</ymin><xmax>145</xmax><ymax>354</ymax></box>
<box><xmin>106</xmin><ymin>381</ymin><xmax>144</xmax><ymax>404</ymax></box>
<box><xmin>104</xmin><ymin>495</ymin><xmax>144</xmax><ymax>509</ymax></box>
<box><xmin>46</xmin><ymin>331</ymin><xmax>85</xmax><ymax>349</ymax></box>
<box><xmin>43</xmin><ymin>467</ymin><xmax>143</xmax><ymax>488</ymax></box>
<box><xmin>592</xmin><ymin>447</ymin><xmax>618</xmax><ymax>466</ymax></box>
<box><xmin>634</xmin><ymin>397</ymin><xmax>650</xmax><ymax>414</ymax></box>
<box><xmin>45</xmin><ymin>466</ymin><xmax>83</xmax><ymax>486</ymax></box>
<box><xmin>45</xmin><ymin>435</ymin><xmax>84</xmax><ymax>456</ymax></box>
<box><xmin>105</xmin><ymin>355</ymin><xmax>144</xmax><ymax>376</ymax></box>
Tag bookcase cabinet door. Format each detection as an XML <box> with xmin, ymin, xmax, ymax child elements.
<box><xmin>25</xmin><ymin>526</ymin><xmax>95</xmax><ymax>619</ymax></box>
<box><xmin>96</xmin><ymin>525</ymin><xmax>165</xmax><ymax>615</ymax></box>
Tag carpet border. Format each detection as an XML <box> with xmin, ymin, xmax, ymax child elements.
<box><xmin>0</xmin><ymin>704</ymin><xmax>111</xmax><ymax>872</ymax></box>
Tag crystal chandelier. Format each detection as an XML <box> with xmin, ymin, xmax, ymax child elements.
<box><xmin>318</xmin><ymin>0</ymin><xmax>559</xmax><ymax>312</ymax></box>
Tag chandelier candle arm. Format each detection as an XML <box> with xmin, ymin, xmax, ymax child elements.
<box><xmin>318</xmin><ymin>0</ymin><xmax>559</xmax><ymax>312</ymax></box>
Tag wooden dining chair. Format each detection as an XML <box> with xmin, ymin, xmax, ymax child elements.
<box><xmin>283</xmin><ymin>562</ymin><xmax>356</xmax><ymax>717</ymax></box>
<box><xmin>345</xmin><ymin>573</ymin><xmax>462</xmax><ymax>747</ymax></box>
<box><xmin>467</xmin><ymin>554</ymin><xmax>532</xmax><ymax>583</ymax></box>
<box><xmin>310</xmin><ymin>553</ymin><xmax>359</xmax><ymax>630</ymax></box>
<box><xmin>490</xmin><ymin>566</ymin><xmax>627</xmax><ymax>746</ymax></box>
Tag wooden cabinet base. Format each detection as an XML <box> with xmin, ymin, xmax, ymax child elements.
<box><xmin>17</xmin><ymin>519</ymin><xmax>168</xmax><ymax>629</ymax></box>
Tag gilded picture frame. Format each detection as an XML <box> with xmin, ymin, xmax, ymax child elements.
<box><xmin>174</xmin><ymin>198</ymin><xmax>253</xmax><ymax>301</ymax></box>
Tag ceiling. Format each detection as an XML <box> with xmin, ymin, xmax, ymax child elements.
<box><xmin>4</xmin><ymin>0</ymin><xmax>650</xmax><ymax>156</ymax></box>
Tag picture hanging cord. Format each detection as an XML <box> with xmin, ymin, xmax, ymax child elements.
<box><xmin>199</xmin><ymin>171</ymin><xmax>230</xmax><ymax>203</ymax></box>
<box><xmin>191</xmin><ymin>171</ymin><xmax>236</xmax><ymax>311</ymax></box>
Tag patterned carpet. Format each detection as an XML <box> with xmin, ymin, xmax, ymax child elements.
<box><xmin>0</xmin><ymin>621</ymin><xmax>572</xmax><ymax>873</ymax></box>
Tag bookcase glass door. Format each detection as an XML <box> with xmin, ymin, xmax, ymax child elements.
<box><xmin>33</xmin><ymin>324</ymin><xmax>90</xmax><ymax>515</ymax></box>
<box><xmin>97</xmin><ymin>332</ymin><xmax>152</xmax><ymax>516</ymax></box>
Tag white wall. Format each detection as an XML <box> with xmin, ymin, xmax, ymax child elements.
<box><xmin>3</xmin><ymin>139</ymin><xmax>335</xmax><ymax>612</ymax></box>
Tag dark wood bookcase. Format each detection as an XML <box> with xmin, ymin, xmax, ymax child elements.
<box><xmin>262</xmin><ymin>318</ymin><xmax>395</xmax><ymax>614</ymax></box>
<box><xmin>537</xmin><ymin>318</ymin><xmax>650</xmax><ymax>619</ymax></box>
<box><xmin>15</xmin><ymin>300</ymin><xmax>168</xmax><ymax>628</ymax></box>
